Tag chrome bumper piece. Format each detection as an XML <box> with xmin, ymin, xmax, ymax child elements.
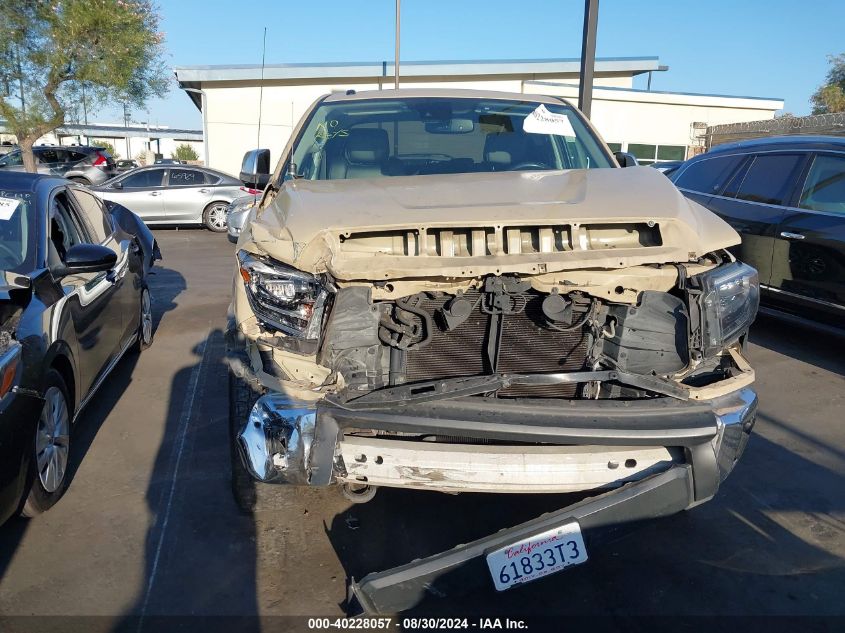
<box><xmin>236</xmin><ymin>386</ymin><xmax>757</xmax><ymax>497</ymax></box>
<box><xmin>236</xmin><ymin>393</ymin><xmax>316</xmax><ymax>484</ymax></box>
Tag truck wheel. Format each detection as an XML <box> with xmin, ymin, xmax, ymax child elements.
<box><xmin>341</xmin><ymin>482</ymin><xmax>378</xmax><ymax>504</ymax></box>
<box><xmin>21</xmin><ymin>370</ymin><xmax>72</xmax><ymax>517</ymax></box>
<box><xmin>228</xmin><ymin>369</ymin><xmax>293</xmax><ymax>513</ymax></box>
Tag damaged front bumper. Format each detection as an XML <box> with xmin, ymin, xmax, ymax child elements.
<box><xmin>235</xmin><ymin>377</ymin><xmax>756</xmax><ymax>613</ymax></box>
<box><xmin>236</xmin><ymin>377</ymin><xmax>756</xmax><ymax>499</ymax></box>
<box><xmin>230</xmin><ymin>325</ymin><xmax>757</xmax><ymax>613</ymax></box>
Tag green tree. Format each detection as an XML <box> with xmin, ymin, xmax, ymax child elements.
<box><xmin>811</xmin><ymin>53</ymin><xmax>845</xmax><ymax>114</ymax></box>
<box><xmin>92</xmin><ymin>139</ymin><xmax>118</xmax><ymax>159</ymax></box>
<box><xmin>172</xmin><ymin>143</ymin><xmax>199</xmax><ymax>162</ymax></box>
<box><xmin>0</xmin><ymin>0</ymin><xmax>168</xmax><ymax>172</ymax></box>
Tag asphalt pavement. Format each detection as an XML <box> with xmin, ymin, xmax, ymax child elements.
<box><xmin>0</xmin><ymin>229</ymin><xmax>842</xmax><ymax>629</ymax></box>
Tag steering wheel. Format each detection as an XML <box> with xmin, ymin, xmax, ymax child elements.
<box><xmin>510</xmin><ymin>161</ymin><xmax>550</xmax><ymax>171</ymax></box>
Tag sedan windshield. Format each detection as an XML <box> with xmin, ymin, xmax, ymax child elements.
<box><xmin>288</xmin><ymin>97</ymin><xmax>614</xmax><ymax>181</ymax></box>
<box><xmin>0</xmin><ymin>190</ymin><xmax>33</xmax><ymax>272</ymax></box>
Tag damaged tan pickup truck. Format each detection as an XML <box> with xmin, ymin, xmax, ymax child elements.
<box><xmin>227</xmin><ymin>89</ymin><xmax>759</xmax><ymax>613</ymax></box>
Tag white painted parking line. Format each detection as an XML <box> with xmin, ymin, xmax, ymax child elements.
<box><xmin>137</xmin><ymin>334</ymin><xmax>211</xmax><ymax>625</ymax></box>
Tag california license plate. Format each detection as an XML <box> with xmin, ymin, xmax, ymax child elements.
<box><xmin>486</xmin><ymin>521</ymin><xmax>588</xmax><ymax>591</ymax></box>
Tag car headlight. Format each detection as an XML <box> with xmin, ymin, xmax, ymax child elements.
<box><xmin>692</xmin><ymin>261</ymin><xmax>759</xmax><ymax>357</ymax></box>
<box><xmin>238</xmin><ymin>250</ymin><xmax>328</xmax><ymax>339</ymax></box>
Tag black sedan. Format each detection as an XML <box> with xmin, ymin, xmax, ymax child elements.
<box><xmin>672</xmin><ymin>135</ymin><xmax>845</xmax><ymax>328</ymax></box>
<box><xmin>0</xmin><ymin>172</ymin><xmax>158</xmax><ymax>524</ymax></box>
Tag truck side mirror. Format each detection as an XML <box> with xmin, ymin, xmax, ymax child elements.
<box><xmin>240</xmin><ymin>149</ymin><xmax>271</xmax><ymax>189</ymax></box>
<box><xmin>614</xmin><ymin>151</ymin><xmax>639</xmax><ymax>168</ymax></box>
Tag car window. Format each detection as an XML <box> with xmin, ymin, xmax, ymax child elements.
<box><xmin>121</xmin><ymin>169</ymin><xmax>165</xmax><ymax>188</ymax></box>
<box><xmin>0</xmin><ymin>151</ymin><xmax>23</xmax><ymax>167</ymax></box>
<box><xmin>66</xmin><ymin>150</ymin><xmax>87</xmax><ymax>163</ymax></box>
<box><xmin>69</xmin><ymin>188</ymin><xmax>112</xmax><ymax>243</ymax></box>
<box><xmin>204</xmin><ymin>172</ymin><xmax>222</xmax><ymax>185</ymax></box>
<box><xmin>0</xmin><ymin>189</ymin><xmax>33</xmax><ymax>271</ymax></box>
<box><xmin>168</xmin><ymin>168</ymin><xmax>205</xmax><ymax>186</ymax></box>
<box><xmin>673</xmin><ymin>154</ymin><xmax>744</xmax><ymax>194</ymax></box>
<box><xmin>730</xmin><ymin>154</ymin><xmax>805</xmax><ymax>206</ymax></box>
<box><xmin>289</xmin><ymin>97</ymin><xmax>613</xmax><ymax>181</ymax></box>
<box><xmin>50</xmin><ymin>192</ymin><xmax>85</xmax><ymax>260</ymax></box>
<box><xmin>798</xmin><ymin>154</ymin><xmax>845</xmax><ymax>214</ymax></box>
<box><xmin>37</xmin><ymin>149</ymin><xmax>61</xmax><ymax>164</ymax></box>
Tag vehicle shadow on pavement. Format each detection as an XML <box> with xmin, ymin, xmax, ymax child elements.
<box><xmin>750</xmin><ymin>313</ymin><xmax>845</xmax><ymax>377</ymax></box>
<box><xmin>0</xmin><ymin>266</ymin><xmax>185</xmax><ymax>587</ymax></box>
<box><xmin>325</xmin><ymin>432</ymin><xmax>845</xmax><ymax>618</ymax></box>
<box><xmin>113</xmin><ymin>328</ymin><xmax>262</xmax><ymax>633</ymax></box>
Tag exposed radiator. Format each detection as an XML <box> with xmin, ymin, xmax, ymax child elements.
<box><xmin>401</xmin><ymin>291</ymin><xmax>589</xmax><ymax>397</ymax></box>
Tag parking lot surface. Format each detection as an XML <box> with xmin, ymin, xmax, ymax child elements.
<box><xmin>0</xmin><ymin>230</ymin><xmax>843</xmax><ymax>625</ymax></box>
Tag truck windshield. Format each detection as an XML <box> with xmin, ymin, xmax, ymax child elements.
<box><xmin>0</xmin><ymin>190</ymin><xmax>33</xmax><ymax>273</ymax></box>
<box><xmin>287</xmin><ymin>97</ymin><xmax>614</xmax><ymax>181</ymax></box>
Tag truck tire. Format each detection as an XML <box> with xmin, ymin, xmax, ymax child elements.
<box><xmin>228</xmin><ymin>369</ymin><xmax>294</xmax><ymax>513</ymax></box>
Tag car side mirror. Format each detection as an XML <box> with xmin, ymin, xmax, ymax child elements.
<box><xmin>111</xmin><ymin>181</ymin><xmax>123</xmax><ymax>189</ymax></box>
<box><xmin>53</xmin><ymin>244</ymin><xmax>117</xmax><ymax>277</ymax></box>
<box><xmin>240</xmin><ymin>149</ymin><xmax>271</xmax><ymax>189</ymax></box>
<box><xmin>614</xmin><ymin>152</ymin><xmax>639</xmax><ymax>168</ymax></box>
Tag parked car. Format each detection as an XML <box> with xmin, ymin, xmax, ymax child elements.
<box><xmin>672</xmin><ymin>135</ymin><xmax>845</xmax><ymax>327</ymax></box>
<box><xmin>226</xmin><ymin>192</ymin><xmax>260</xmax><ymax>243</ymax></box>
<box><xmin>92</xmin><ymin>165</ymin><xmax>246</xmax><ymax>232</ymax></box>
<box><xmin>0</xmin><ymin>172</ymin><xmax>159</xmax><ymax>525</ymax></box>
<box><xmin>651</xmin><ymin>160</ymin><xmax>684</xmax><ymax>178</ymax></box>
<box><xmin>227</xmin><ymin>89</ymin><xmax>759</xmax><ymax>611</ymax></box>
<box><xmin>0</xmin><ymin>145</ymin><xmax>117</xmax><ymax>185</ymax></box>
<box><xmin>115</xmin><ymin>159</ymin><xmax>140</xmax><ymax>174</ymax></box>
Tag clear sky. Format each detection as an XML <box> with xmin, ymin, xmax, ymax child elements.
<box><xmin>105</xmin><ymin>0</ymin><xmax>845</xmax><ymax>129</ymax></box>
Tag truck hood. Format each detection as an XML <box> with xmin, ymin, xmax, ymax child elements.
<box><xmin>248</xmin><ymin>166</ymin><xmax>739</xmax><ymax>280</ymax></box>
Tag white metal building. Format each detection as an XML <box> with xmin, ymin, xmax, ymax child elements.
<box><xmin>0</xmin><ymin>121</ymin><xmax>204</xmax><ymax>163</ymax></box>
<box><xmin>175</xmin><ymin>57</ymin><xmax>784</xmax><ymax>176</ymax></box>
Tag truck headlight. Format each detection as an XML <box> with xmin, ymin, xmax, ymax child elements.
<box><xmin>238</xmin><ymin>250</ymin><xmax>328</xmax><ymax>339</ymax></box>
<box><xmin>693</xmin><ymin>262</ymin><xmax>759</xmax><ymax>357</ymax></box>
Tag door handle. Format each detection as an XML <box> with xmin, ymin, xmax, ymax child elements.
<box><xmin>198</xmin><ymin>188</ymin><xmax>210</xmax><ymax>193</ymax></box>
<box><xmin>780</xmin><ymin>231</ymin><xmax>805</xmax><ymax>240</ymax></box>
<box><xmin>149</xmin><ymin>191</ymin><xmax>161</xmax><ymax>196</ymax></box>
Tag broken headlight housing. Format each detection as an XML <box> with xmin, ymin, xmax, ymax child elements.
<box><xmin>238</xmin><ymin>250</ymin><xmax>328</xmax><ymax>339</ymax></box>
<box><xmin>693</xmin><ymin>261</ymin><xmax>759</xmax><ymax>358</ymax></box>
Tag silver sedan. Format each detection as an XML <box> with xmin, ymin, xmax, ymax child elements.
<box><xmin>92</xmin><ymin>165</ymin><xmax>246</xmax><ymax>232</ymax></box>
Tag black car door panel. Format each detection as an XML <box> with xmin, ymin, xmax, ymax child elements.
<box><xmin>696</xmin><ymin>153</ymin><xmax>809</xmax><ymax>286</ymax></box>
<box><xmin>773</xmin><ymin>153</ymin><xmax>845</xmax><ymax>315</ymax></box>
<box><xmin>49</xmin><ymin>189</ymin><xmax>125</xmax><ymax>398</ymax></box>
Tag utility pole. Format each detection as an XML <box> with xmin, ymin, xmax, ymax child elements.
<box><xmin>394</xmin><ymin>0</ymin><xmax>400</xmax><ymax>89</ymax></box>
<box><xmin>578</xmin><ymin>0</ymin><xmax>599</xmax><ymax>119</ymax></box>
<box><xmin>123</xmin><ymin>102</ymin><xmax>131</xmax><ymax>158</ymax></box>
<box><xmin>82</xmin><ymin>83</ymin><xmax>88</xmax><ymax>125</ymax></box>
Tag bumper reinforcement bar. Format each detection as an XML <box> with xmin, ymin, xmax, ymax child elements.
<box><xmin>350</xmin><ymin>464</ymin><xmax>695</xmax><ymax>615</ymax></box>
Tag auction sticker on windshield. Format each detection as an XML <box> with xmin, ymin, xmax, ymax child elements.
<box><xmin>523</xmin><ymin>104</ymin><xmax>577</xmax><ymax>137</ymax></box>
<box><xmin>486</xmin><ymin>521</ymin><xmax>588</xmax><ymax>591</ymax></box>
<box><xmin>0</xmin><ymin>197</ymin><xmax>21</xmax><ymax>221</ymax></box>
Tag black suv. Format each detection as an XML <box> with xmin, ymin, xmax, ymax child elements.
<box><xmin>672</xmin><ymin>136</ymin><xmax>845</xmax><ymax>327</ymax></box>
<box><xmin>0</xmin><ymin>145</ymin><xmax>117</xmax><ymax>186</ymax></box>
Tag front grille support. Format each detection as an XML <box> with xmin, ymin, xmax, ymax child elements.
<box><xmin>389</xmin><ymin>282</ymin><xmax>592</xmax><ymax>398</ymax></box>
